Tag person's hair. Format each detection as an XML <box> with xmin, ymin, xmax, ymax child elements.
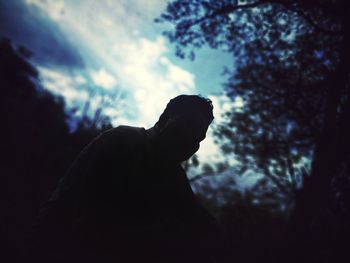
<box><xmin>156</xmin><ymin>95</ymin><xmax>214</xmax><ymax>128</ymax></box>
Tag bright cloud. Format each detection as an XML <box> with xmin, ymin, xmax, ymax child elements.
<box><xmin>38</xmin><ymin>67</ymin><xmax>89</xmax><ymax>104</ymax></box>
<box><xmin>111</xmin><ymin>36</ymin><xmax>196</xmax><ymax>127</ymax></box>
<box><xmin>91</xmin><ymin>68</ymin><xmax>117</xmax><ymax>90</ymax></box>
<box><xmin>75</xmin><ymin>75</ymin><xmax>87</xmax><ymax>85</ymax></box>
<box><xmin>161</xmin><ymin>57</ymin><xmax>195</xmax><ymax>91</ymax></box>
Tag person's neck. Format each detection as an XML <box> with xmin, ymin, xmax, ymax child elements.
<box><xmin>145</xmin><ymin>126</ymin><xmax>158</xmax><ymax>143</ymax></box>
<box><xmin>145</xmin><ymin>126</ymin><xmax>179</xmax><ymax>167</ymax></box>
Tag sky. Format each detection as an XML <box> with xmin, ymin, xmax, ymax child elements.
<box><xmin>0</xmin><ymin>0</ymin><xmax>242</xmax><ymax>170</ymax></box>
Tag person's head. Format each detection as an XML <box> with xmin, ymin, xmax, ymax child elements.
<box><xmin>153</xmin><ymin>95</ymin><xmax>214</xmax><ymax>162</ymax></box>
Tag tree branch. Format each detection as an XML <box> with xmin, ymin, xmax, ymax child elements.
<box><xmin>189</xmin><ymin>166</ymin><xmax>235</xmax><ymax>182</ymax></box>
<box><xmin>280</xmin><ymin>2</ymin><xmax>342</xmax><ymax>36</ymax></box>
<box><xmin>284</xmin><ymin>139</ymin><xmax>298</xmax><ymax>192</ymax></box>
<box><xmin>262</xmin><ymin>165</ymin><xmax>290</xmax><ymax>195</ymax></box>
<box><xmin>178</xmin><ymin>0</ymin><xmax>341</xmax><ymax>37</ymax></box>
<box><xmin>189</xmin><ymin>171</ymin><xmax>219</xmax><ymax>182</ymax></box>
<box><xmin>180</xmin><ymin>0</ymin><xmax>270</xmax><ymax>32</ymax></box>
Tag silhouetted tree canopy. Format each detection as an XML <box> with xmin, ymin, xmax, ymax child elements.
<box><xmin>159</xmin><ymin>0</ymin><xmax>349</xmax><ymax>210</ymax></box>
<box><xmin>159</xmin><ymin>1</ymin><xmax>350</xmax><ymax>262</ymax></box>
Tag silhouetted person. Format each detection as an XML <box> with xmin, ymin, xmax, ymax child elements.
<box><xmin>32</xmin><ymin>95</ymin><xmax>218</xmax><ymax>263</ymax></box>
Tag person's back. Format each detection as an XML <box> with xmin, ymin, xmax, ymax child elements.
<box><xmin>32</xmin><ymin>95</ymin><xmax>219</xmax><ymax>263</ymax></box>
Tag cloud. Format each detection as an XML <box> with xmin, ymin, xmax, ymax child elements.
<box><xmin>75</xmin><ymin>75</ymin><xmax>87</xmax><ymax>85</ymax></box>
<box><xmin>110</xmin><ymin>36</ymin><xmax>196</xmax><ymax>127</ymax></box>
<box><xmin>38</xmin><ymin>66</ymin><xmax>129</xmax><ymax>124</ymax></box>
<box><xmin>91</xmin><ymin>68</ymin><xmax>117</xmax><ymax>90</ymax></box>
<box><xmin>38</xmin><ymin>67</ymin><xmax>89</xmax><ymax>104</ymax></box>
<box><xmin>160</xmin><ymin>57</ymin><xmax>195</xmax><ymax>92</ymax></box>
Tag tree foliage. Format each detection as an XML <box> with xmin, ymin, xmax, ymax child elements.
<box><xmin>159</xmin><ymin>3</ymin><xmax>350</xmax><ymax>261</ymax></box>
<box><xmin>159</xmin><ymin>0</ymin><xmax>350</xmax><ymax>212</ymax></box>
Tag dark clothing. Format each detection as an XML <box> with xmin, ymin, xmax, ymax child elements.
<box><xmin>33</xmin><ymin>126</ymin><xmax>217</xmax><ymax>262</ymax></box>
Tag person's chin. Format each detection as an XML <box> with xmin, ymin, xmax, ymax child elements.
<box><xmin>177</xmin><ymin>152</ymin><xmax>195</xmax><ymax>162</ymax></box>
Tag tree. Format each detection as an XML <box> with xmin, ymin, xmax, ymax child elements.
<box><xmin>158</xmin><ymin>0</ymin><xmax>350</xmax><ymax>237</ymax></box>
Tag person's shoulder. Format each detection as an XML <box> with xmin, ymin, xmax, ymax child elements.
<box><xmin>100</xmin><ymin>125</ymin><xmax>146</xmax><ymax>139</ymax></box>
<box><xmin>96</xmin><ymin>125</ymin><xmax>147</xmax><ymax>146</ymax></box>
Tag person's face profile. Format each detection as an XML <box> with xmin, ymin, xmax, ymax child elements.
<box><xmin>158</xmin><ymin>115</ymin><xmax>209</xmax><ymax>162</ymax></box>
